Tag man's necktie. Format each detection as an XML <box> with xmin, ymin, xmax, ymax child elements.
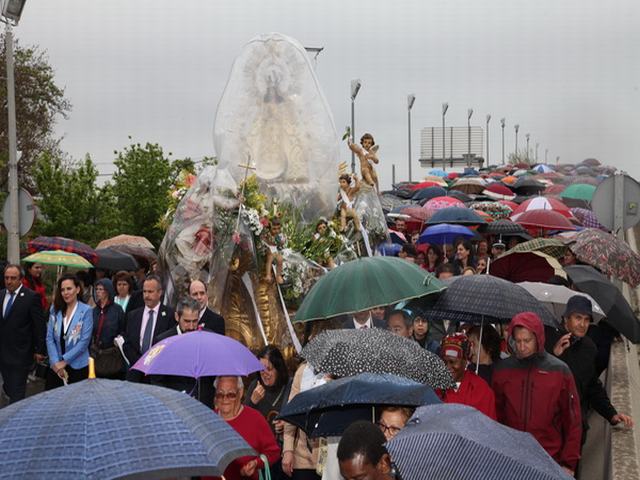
<box><xmin>141</xmin><ymin>310</ymin><xmax>155</xmax><ymax>353</ymax></box>
<box><xmin>4</xmin><ymin>292</ymin><xmax>15</xmax><ymax>318</ymax></box>
<box><xmin>360</xmin><ymin>324</ymin><xmax>368</xmax><ymax>329</ymax></box>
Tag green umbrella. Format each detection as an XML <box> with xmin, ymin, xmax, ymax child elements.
<box><xmin>560</xmin><ymin>183</ymin><xmax>596</xmax><ymax>201</ymax></box>
<box><xmin>22</xmin><ymin>250</ymin><xmax>94</xmax><ymax>269</ymax></box>
<box><xmin>294</xmin><ymin>256</ymin><xmax>446</xmax><ymax>322</ymax></box>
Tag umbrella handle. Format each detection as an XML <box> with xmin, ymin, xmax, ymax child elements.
<box><xmin>476</xmin><ymin>316</ymin><xmax>484</xmax><ymax>376</ymax></box>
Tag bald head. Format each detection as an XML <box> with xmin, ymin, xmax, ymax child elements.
<box><xmin>189</xmin><ymin>280</ymin><xmax>207</xmax><ymax>311</ymax></box>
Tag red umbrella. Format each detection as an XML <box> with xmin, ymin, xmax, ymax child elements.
<box><xmin>544</xmin><ymin>184</ymin><xmax>566</xmax><ymax>195</ymax></box>
<box><xmin>483</xmin><ymin>183</ymin><xmax>515</xmax><ymax>200</ymax></box>
<box><xmin>409</xmin><ymin>181</ymin><xmax>444</xmax><ymax>191</ymax></box>
<box><xmin>27</xmin><ymin>236</ymin><xmax>98</xmax><ymax>265</ymax></box>
<box><xmin>447</xmin><ymin>172</ymin><xmax>460</xmax><ymax>180</ymax></box>
<box><xmin>400</xmin><ymin>206</ymin><xmax>434</xmax><ymax>223</ymax></box>
<box><xmin>498</xmin><ymin>200</ymin><xmax>519</xmax><ymax>211</ymax></box>
<box><xmin>511</xmin><ymin>197</ymin><xmax>572</xmax><ymax>219</ymax></box>
<box><xmin>514</xmin><ymin>210</ymin><xmax>576</xmax><ymax>232</ymax></box>
<box><xmin>490</xmin><ymin>251</ymin><xmax>566</xmax><ymax>283</ymax></box>
<box><xmin>424</xmin><ymin>196</ymin><xmax>464</xmax><ymax>210</ymax></box>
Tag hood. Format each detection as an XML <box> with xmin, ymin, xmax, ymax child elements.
<box><xmin>95</xmin><ymin>278</ymin><xmax>115</xmax><ymax>303</ymax></box>
<box><xmin>508</xmin><ymin>311</ymin><xmax>545</xmax><ymax>354</ymax></box>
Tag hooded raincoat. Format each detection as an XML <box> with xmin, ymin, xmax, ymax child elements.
<box><xmin>92</xmin><ymin>279</ymin><xmax>125</xmax><ymax>348</ymax></box>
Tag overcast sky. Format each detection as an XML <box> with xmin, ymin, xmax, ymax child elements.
<box><xmin>13</xmin><ymin>0</ymin><xmax>640</xmax><ymax>189</ymax></box>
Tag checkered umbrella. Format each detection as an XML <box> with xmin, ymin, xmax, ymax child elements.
<box><xmin>505</xmin><ymin>238</ymin><xmax>567</xmax><ymax>259</ymax></box>
<box><xmin>426</xmin><ymin>274</ymin><xmax>559</xmax><ymax>327</ymax></box>
<box><xmin>387</xmin><ymin>404</ymin><xmax>572</xmax><ymax>480</ymax></box>
<box><xmin>27</xmin><ymin>236</ymin><xmax>97</xmax><ymax>265</ymax></box>
<box><xmin>301</xmin><ymin>328</ymin><xmax>455</xmax><ymax>390</ymax></box>
<box><xmin>570</xmin><ymin>208</ymin><xmax>607</xmax><ymax>230</ymax></box>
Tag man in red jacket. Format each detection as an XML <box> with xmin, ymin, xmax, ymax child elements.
<box><xmin>493</xmin><ymin>312</ymin><xmax>582</xmax><ymax>477</ymax></box>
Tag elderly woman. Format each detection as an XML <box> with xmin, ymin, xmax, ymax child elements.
<box><xmin>45</xmin><ymin>274</ymin><xmax>93</xmax><ymax>390</ymax></box>
<box><xmin>211</xmin><ymin>376</ymin><xmax>280</xmax><ymax>480</ymax></box>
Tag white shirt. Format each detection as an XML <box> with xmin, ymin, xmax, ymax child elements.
<box><xmin>353</xmin><ymin>314</ymin><xmax>372</xmax><ymax>329</ymax></box>
<box><xmin>140</xmin><ymin>305</ymin><xmax>159</xmax><ymax>348</ymax></box>
<box><xmin>63</xmin><ymin>303</ymin><xmax>78</xmax><ymax>335</ymax></box>
<box><xmin>3</xmin><ymin>284</ymin><xmax>21</xmax><ymax>317</ymax></box>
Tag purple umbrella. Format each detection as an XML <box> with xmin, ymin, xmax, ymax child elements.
<box><xmin>131</xmin><ymin>330</ymin><xmax>264</xmax><ymax>377</ymax></box>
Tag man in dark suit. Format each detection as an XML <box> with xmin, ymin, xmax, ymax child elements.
<box><xmin>0</xmin><ymin>264</ymin><xmax>46</xmax><ymax>403</ymax></box>
<box><xmin>189</xmin><ymin>279</ymin><xmax>225</xmax><ymax>335</ymax></box>
<box><xmin>150</xmin><ymin>297</ymin><xmax>215</xmax><ymax>405</ymax></box>
<box><xmin>342</xmin><ymin>309</ymin><xmax>386</xmax><ymax>330</ymax></box>
<box><xmin>123</xmin><ymin>274</ymin><xmax>174</xmax><ymax>381</ymax></box>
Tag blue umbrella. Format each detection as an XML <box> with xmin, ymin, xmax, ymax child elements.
<box><xmin>428</xmin><ymin>168</ymin><xmax>448</xmax><ymax>177</ymax></box>
<box><xmin>278</xmin><ymin>373</ymin><xmax>440</xmax><ymax>438</ymax></box>
<box><xmin>378</xmin><ymin>242</ymin><xmax>402</xmax><ymax>256</ymax></box>
<box><xmin>0</xmin><ymin>379</ymin><xmax>254</xmax><ymax>479</ymax></box>
<box><xmin>412</xmin><ymin>186</ymin><xmax>447</xmax><ymax>201</ymax></box>
<box><xmin>387</xmin><ymin>403</ymin><xmax>572</xmax><ymax>480</ymax></box>
<box><xmin>417</xmin><ymin>223</ymin><xmax>476</xmax><ymax>245</ymax></box>
<box><xmin>426</xmin><ymin>207</ymin><xmax>486</xmax><ymax>225</ymax></box>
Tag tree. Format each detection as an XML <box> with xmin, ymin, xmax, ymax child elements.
<box><xmin>32</xmin><ymin>152</ymin><xmax>119</xmax><ymax>246</ymax></box>
<box><xmin>0</xmin><ymin>35</ymin><xmax>71</xmax><ymax>190</ymax></box>
<box><xmin>110</xmin><ymin>141</ymin><xmax>173</xmax><ymax>247</ymax></box>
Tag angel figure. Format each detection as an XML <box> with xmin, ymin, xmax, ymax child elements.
<box><xmin>311</xmin><ymin>218</ymin><xmax>337</xmax><ymax>269</ymax></box>
<box><xmin>261</xmin><ymin>217</ymin><xmax>287</xmax><ymax>284</ymax></box>
<box><xmin>337</xmin><ymin>173</ymin><xmax>361</xmax><ymax>233</ymax></box>
<box><xmin>348</xmin><ymin>133</ymin><xmax>379</xmax><ymax>192</ymax></box>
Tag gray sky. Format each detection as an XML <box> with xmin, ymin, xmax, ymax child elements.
<box><xmin>13</xmin><ymin>0</ymin><xmax>640</xmax><ymax>189</ymax></box>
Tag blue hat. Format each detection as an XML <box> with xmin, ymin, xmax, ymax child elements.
<box><xmin>563</xmin><ymin>295</ymin><xmax>592</xmax><ymax>319</ymax></box>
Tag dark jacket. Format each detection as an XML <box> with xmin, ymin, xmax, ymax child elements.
<box><xmin>492</xmin><ymin>312</ymin><xmax>582</xmax><ymax>471</ymax></box>
<box><xmin>0</xmin><ymin>286</ymin><xmax>46</xmax><ymax>368</ymax></box>
<box><xmin>545</xmin><ymin>327</ymin><xmax>618</xmax><ymax>425</ymax></box>
<box><xmin>92</xmin><ymin>279</ymin><xmax>125</xmax><ymax>348</ymax></box>
<box><xmin>199</xmin><ymin>307</ymin><xmax>225</xmax><ymax>335</ymax></box>
<box><xmin>123</xmin><ymin>303</ymin><xmax>175</xmax><ymax>367</ymax></box>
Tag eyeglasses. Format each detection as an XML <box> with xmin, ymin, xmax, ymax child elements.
<box><xmin>376</xmin><ymin>421</ymin><xmax>402</xmax><ymax>437</ymax></box>
<box><xmin>215</xmin><ymin>391</ymin><xmax>238</xmax><ymax>400</ymax></box>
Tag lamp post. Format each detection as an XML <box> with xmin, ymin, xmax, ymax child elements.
<box><xmin>545</xmin><ymin>148</ymin><xmax>548</xmax><ymax>163</ymax></box>
<box><xmin>514</xmin><ymin>124</ymin><xmax>520</xmax><ymax>158</ymax></box>
<box><xmin>535</xmin><ymin>142</ymin><xmax>539</xmax><ymax>163</ymax></box>
<box><xmin>500</xmin><ymin>118</ymin><xmax>505</xmax><ymax>165</ymax></box>
<box><xmin>467</xmin><ymin>108</ymin><xmax>473</xmax><ymax>157</ymax></box>
<box><xmin>350</xmin><ymin>79</ymin><xmax>362</xmax><ymax>173</ymax></box>
<box><xmin>525</xmin><ymin>133</ymin><xmax>530</xmax><ymax>163</ymax></box>
<box><xmin>2</xmin><ymin>0</ymin><xmax>27</xmax><ymax>264</ymax></box>
<box><xmin>485</xmin><ymin>114</ymin><xmax>491</xmax><ymax>167</ymax></box>
<box><xmin>441</xmin><ymin>102</ymin><xmax>448</xmax><ymax>171</ymax></box>
<box><xmin>407</xmin><ymin>94</ymin><xmax>415</xmax><ymax>182</ymax></box>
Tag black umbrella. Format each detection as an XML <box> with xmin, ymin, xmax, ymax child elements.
<box><xmin>302</xmin><ymin>329</ymin><xmax>455</xmax><ymax>390</ymax></box>
<box><xmin>278</xmin><ymin>373</ymin><xmax>440</xmax><ymax>438</ymax></box>
<box><xmin>447</xmin><ymin>190</ymin><xmax>472</xmax><ymax>203</ymax></box>
<box><xmin>480</xmin><ymin>219</ymin><xmax>528</xmax><ymax>236</ymax></box>
<box><xmin>427</xmin><ymin>275</ymin><xmax>559</xmax><ymax>327</ymax></box>
<box><xmin>426</xmin><ymin>207</ymin><xmax>486</xmax><ymax>226</ymax></box>
<box><xmin>513</xmin><ymin>177</ymin><xmax>546</xmax><ymax>195</ymax></box>
<box><xmin>412</xmin><ymin>186</ymin><xmax>447</xmax><ymax>201</ymax></box>
<box><xmin>95</xmin><ymin>248</ymin><xmax>139</xmax><ymax>271</ymax></box>
<box><xmin>565</xmin><ymin>265</ymin><xmax>640</xmax><ymax>342</ymax></box>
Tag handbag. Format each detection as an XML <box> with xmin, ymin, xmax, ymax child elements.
<box><xmin>90</xmin><ymin>342</ymin><xmax>124</xmax><ymax>377</ymax></box>
<box><xmin>258</xmin><ymin>454</ymin><xmax>271</xmax><ymax>480</ymax></box>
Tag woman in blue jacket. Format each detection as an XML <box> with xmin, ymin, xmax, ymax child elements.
<box><xmin>45</xmin><ymin>274</ymin><xmax>93</xmax><ymax>389</ymax></box>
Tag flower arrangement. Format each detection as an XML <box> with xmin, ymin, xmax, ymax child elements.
<box><xmin>158</xmin><ymin>169</ymin><xmax>198</xmax><ymax>230</ymax></box>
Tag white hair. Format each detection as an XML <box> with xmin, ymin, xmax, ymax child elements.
<box><xmin>214</xmin><ymin>376</ymin><xmax>244</xmax><ymax>391</ymax></box>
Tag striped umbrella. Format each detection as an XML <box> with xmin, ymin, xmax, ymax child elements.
<box><xmin>514</xmin><ymin>209</ymin><xmax>576</xmax><ymax>232</ymax></box>
<box><xmin>511</xmin><ymin>197</ymin><xmax>572</xmax><ymax>219</ymax></box>
<box><xmin>388</xmin><ymin>404</ymin><xmax>571</xmax><ymax>480</ymax></box>
<box><xmin>22</xmin><ymin>250</ymin><xmax>93</xmax><ymax>269</ymax></box>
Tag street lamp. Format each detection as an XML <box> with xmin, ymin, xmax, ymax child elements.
<box><xmin>514</xmin><ymin>124</ymin><xmax>520</xmax><ymax>158</ymax></box>
<box><xmin>500</xmin><ymin>118</ymin><xmax>505</xmax><ymax>165</ymax></box>
<box><xmin>485</xmin><ymin>114</ymin><xmax>491</xmax><ymax>166</ymax></box>
<box><xmin>525</xmin><ymin>133</ymin><xmax>530</xmax><ymax>162</ymax></box>
<box><xmin>535</xmin><ymin>142</ymin><xmax>539</xmax><ymax>163</ymax></box>
<box><xmin>2</xmin><ymin>0</ymin><xmax>27</xmax><ymax>264</ymax></box>
<box><xmin>350</xmin><ymin>79</ymin><xmax>362</xmax><ymax>173</ymax></box>
<box><xmin>467</xmin><ymin>108</ymin><xmax>473</xmax><ymax>157</ymax></box>
<box><xmin>442</xmin><ymin>102</ymin><xmax>449</xmax><ymax>171</ymax></box>
<box><xmin>407</xmin><ymin>94</ymin><xmax>415</xmax><ymax>182</ymax></box>
<box><xmin>545</xmin><ymin>148</ymin><xmax>548</xmax><ymax>163</ymax></box>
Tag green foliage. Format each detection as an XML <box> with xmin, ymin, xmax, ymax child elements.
<box><xmin>110</xmin><ymin>140</ymin><xmax>173</xmax><ymax>246</ymax></box>
<box><xmin>32</xmin><ymin>152</ymin><xmax>118</xmax><ymax>246</ymax></box>
<box><xmin>0</xmin><ymin>35</ymin><xmax>71</xmax><ymax>190</ymax></box>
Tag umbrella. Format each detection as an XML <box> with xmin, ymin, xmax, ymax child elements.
<box><xmin>387</xmin><ymin>404</ymin><xmax>572</xmax><ymax>480</ymax></box>
<box><xmin>424</xmin><ymin>196</ymin><xmax>464</xmax><ymax>210</ymax></box>
<box><xmin>0</xmin><ymin>379</ymin><xmax>254</xmax><ymax>480</ymax></box>
<box><xmin>422</xmin><ymin>175</ymin><xmax>449</xmax><ymax>186</ymax></box>
<box><xmin>515</xmin><ymin>209</ymin><xmax>576</xmax><ymax>232</ymax></box>
<box><xmin>301</xmin><ymin>328</ymin><xmax>455</xmax><ymax>390</ymax></box>
<box><xmin>378</xmin><ymin>242</ymin><xmax>403</xmax><ymax>256</ymax></box>
<box><xmin>417</xmin><ymin>224</ymin><xmax>476</xmax><ymax>246</ymax></box>
<box><xmin>517</xmin><ymin>281</ymin><xmax>605</xmax><ymax>321</ymax></box>
<box><xmin>411</xmin><ymin>186</ymin><xmax>447</xmax><ymax>201</ymax></box>
<box><xmin>565</xmin><ymin>265</ymin><xmax>640</xmax><ymax>342</ymax></box>
<box><xmin>95</xmin><ymin>248</ymin><xmax>139</xmax><ymax>271</ymax></box>
<box><xmin>569</xmin><ymin>229</ymin><xmax>640</xmax><ymax>287</ymax></box>
<box><xmin>450</xmin><ymin>177</ymin><xmax>486</xmax><ymax>194</ymax></box>
<box><xmin>278</xmin><ymin>373</ymin><xmax>441</xmax><ymax>438</ymax></box>
<box><xmin>446</xmin><ymin>190</ymin><xmax>473</xmax><ymax>203</ymax></box>
<box><xmin>109</xmin><ymin>243</ymin><xmax>158</xmax><ymax>261</ymax></box>
<box><xmin>132</xmin><ymin>330</ymin><xmax>264</xmax><ymax>377</ymax></box>
<box><xmin>480</xmin><ymin>219</ymin><xmax>528</xmax><ymax>236</ymax></box>
<box><xmin>428</xmin><ymin>168</ymin><xmax>448</xmax><ymax>177</ymax></box>
<box><xmin>399</xmin><ymin>206</ymin><xmax>434</xmax><ymax>223</ymax></box>
<box><xmin>426</xmin><ymin>274</ymin><xmax>559</xmax><ymax>327</ymax></box>
<box><xmin>27</xmin><ymin>236</ymin><xmax>98</xmax><ymax>264</ymax></box>
<box><xmin>490</xmin><ymin>251</ymin><xmax>566</xmax><ymax>284</ymax></box>
<box><xmin>294</xmin><ymin>256</ymin><xmax>447</xmax><ymax>322</ymax></box>
<box><xmin>512</xmin><ymin>177</ymin><xmax>546</xmax><ymax>195</ymax></box>
<box><xmin>379</xmin><ymin>192</ymin><xmax>412</xmax><ymax>212</ymax></box>
<box><xmin>534</xmin><ymin>164</ymin><xmax>555</xmax><ymax>173</ymax></box>
<box><xmin>561</xmin><ymin>183</ymin><xmax>596</xmax><ymax>201</ymax></box>
<box><xmin>498</xmin><ymin>199</ymin><xmax>520</xmax><ymax>211</ymax></box>
<box><xmin>22</xmin><ymin>250</ymin><xmax>93</xmax><ymax>269</ymax></box>
<box><xmin>569</xmin><ymin>208</ymin><xmax>607</xmax><ymax>230</ymax></box>
<box><xmin>483</xmin><ymin>183</ymin><xmax>516</xmax><ymax>201</ymax></box>
<box><xmin>426</xmin><ymin>207</ymin><xmax>486</xmax><ymax>226</ymax></box>
<box><xmin>505</xmin><ymin>238</ymin><xmax>567</xmax><ymax>259</ymax></box>
<box><xmin>544</xmin><ymin>184</ymin><xmax>566</xmax><ymax>195</ymax></box>
<box><xmin>468</xmin><ymin>202</ymin><xmax>513</xmax><ymax>220</ymax></box>
<box><xmin>511</xmin><ymin>197</ymin><xmax>572</xmax><ymax>219</ymax></box>
<box><xmin>408</xmin><ymin>181</ymin><xmax>444</xmax><ymax>191</ymax></box>
<box><xmin>96</xmin><ymin>234</ymin><xmax>155</xmax><ymax>250</ymax></box>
